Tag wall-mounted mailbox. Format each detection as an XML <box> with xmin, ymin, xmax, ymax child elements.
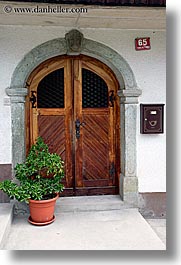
<box><xmin>140</xmin><ymin>104</ymin><xmax>164</xmax><ymax>134</ymax></box>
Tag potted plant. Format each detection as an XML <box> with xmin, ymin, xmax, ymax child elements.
<box><xmin>0</xmin><ymin>137</ymin><xmax>64</xmax><ymax>226</ymax></box>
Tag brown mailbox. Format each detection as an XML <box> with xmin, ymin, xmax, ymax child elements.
<box><xmin>140</xmin><ymin>104</ymin><xmax>164</xmax><ymax>134</ymax></box>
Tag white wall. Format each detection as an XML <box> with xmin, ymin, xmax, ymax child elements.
<box><xmin>0</xmin><ymin>25</ymin><xmax>166</xmax><ymax>192</ymax></box>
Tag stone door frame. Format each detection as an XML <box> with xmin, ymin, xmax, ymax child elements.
<box><xmin>6</xmin><ymin>30</ymin><xmax>142</xmax><ymax>206</ymax></box>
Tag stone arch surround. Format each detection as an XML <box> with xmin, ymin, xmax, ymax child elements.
<box><xmin>6</xmin><ymin>30</ymin><xmax>142</xmax><ymax>206</ymax></box>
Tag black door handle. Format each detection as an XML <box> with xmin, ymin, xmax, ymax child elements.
<box><xmin>75</xmin><ymin>119</ymin><xmax>85</xmax><ymax>139</ymax></box>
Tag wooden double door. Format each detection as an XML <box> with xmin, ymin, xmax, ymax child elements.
<box><xmin>27</xmin><ymin>56</ymin><xmax>120</xmax><ymax>196</ymax></box>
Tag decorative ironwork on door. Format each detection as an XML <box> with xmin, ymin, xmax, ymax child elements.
<box><xmin>82</xmin><ymin>68</ymin><xmax>108</xmax><ymax>108</ymax></box>
<box><xmin>37</xmin><ymin>68</ymin><xmax>64</xmax><ymax>108</ymax></box>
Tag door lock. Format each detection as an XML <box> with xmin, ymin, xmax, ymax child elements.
<box><xmin>75</xmin><ymin>119</ymin><xmax>85</xmax><ymax>139</ymax></box>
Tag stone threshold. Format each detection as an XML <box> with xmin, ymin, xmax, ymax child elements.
<box><xmin>55</xmin><ymin>195</ymin><xmax>135</xmax><ymax>213</ymax></box>
<box><xmin>0</xmin><ymin>202</ymin><xmax>14</xmax><ymax>249</ymax></box>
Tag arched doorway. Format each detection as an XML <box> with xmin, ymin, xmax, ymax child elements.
<box><xmin>26</xmin><ymin>55</ymin><xmax>120</xmax><ymax>196</ymax></box>
<box><xmin>6</xmin><ymin>30</ymin><xmax>142</xmax><ymax>205</ymax></box>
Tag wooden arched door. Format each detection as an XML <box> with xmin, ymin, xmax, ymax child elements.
<box><xmin>26</xmin><ymin>56</ymin><xmax>120</xmax><ymax>196</ymax></box>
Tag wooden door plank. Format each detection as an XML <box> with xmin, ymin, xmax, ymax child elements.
<box><xmin>64</xmin><ymin>59</ymin><xmax>74</xmax><ymax>188</ymax></box>
<box><xmin>82</xmin><ymin>108</ymin><xmax>109</xmax><ymax>115</ymax></box>
<box><xmin>28</xmin><ymin>59</ymin><xmax>65</xmax><ymax>88</ymax></box>
<box><xmin>74</xmin><ymin>59</ymin><xmax>83</xmax><ymax>188</ymax></box>
<box><xmin>32</xmin><ymin>108</ymin><xmax>38</xmax><ymax>144</ymax></box>
<box><xmin>108</xmin><ymin>107</ymin><xmax>115</xmax><ymax>185</ymax></box>
<box><xmin>115</xmin><ymin>91</ymin><xmax>121</xmax><ymax>186</ymax></box>
<box><xmin>38</xmin><ymin>109</ymin><xmax>65</xmax><ymax>115</ymax></box>
<box><xmin>82</xmin><ymin>60</ymin><xmax>115</xmax><ymax>87</ymax></box>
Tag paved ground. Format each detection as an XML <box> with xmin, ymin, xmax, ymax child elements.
<box><xmin>3</xmin><ymin>209</ymin><xmax>166</xmax><ymax>250</ymax></box>
<box><xmin>0</xmin><ymin>196</ymin><xmax>166</xmax><ymax>250</ymax></box>
<box><xmin>146</xmin><ymin>218</ymin><xmax>166</xmax><ymax>246</ymax></box>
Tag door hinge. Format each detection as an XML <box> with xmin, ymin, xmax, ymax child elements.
<box><xmin>109</xmin><ymin>90</ymin><xmax>116</xmax><ymax>107</ymax></box>
<box><xmin>109</xmin><ymin>162</ymin><xmax>115</xmax><ymax>179</ymax></box>
<box><xmin>30</xmin><ymin>91</ymin><xmax>37</xmax><ymax>108</ymax></box>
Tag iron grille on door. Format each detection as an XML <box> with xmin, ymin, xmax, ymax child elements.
<box><xmin>82</xmin><ymin>68</ymin><xmax>108</xmax><ymax>108</ymax></box>
<box><xmin>37</xmin><ymin>68</ymin><xmax>64</xmax><ymax>108</ymax></box>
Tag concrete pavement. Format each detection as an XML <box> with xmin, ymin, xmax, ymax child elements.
<box><xmin>0</xmin><ymin>195</ymin><xmax>166</xmax><ymax>250</ymax></box>
<box><xmin>0</xmin><ymin>203</ymin><xmax>13</xmax><ymax>249</ymax></box>
<box><xmin>146</xmin><ymin>218</ymin><xmax>166</xmax><ymax>245</ymax></box>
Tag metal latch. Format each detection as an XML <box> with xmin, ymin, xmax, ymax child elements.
<box><xmin>75</xmin><ymin>119</ymin><xmax>85</xmax><ymax>139</ymax></box>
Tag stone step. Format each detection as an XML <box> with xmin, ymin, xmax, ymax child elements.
<box><xmin>0</xmin><ymin>202</ymin><xmax>14</xmax><ymax>249</ymax></box>
<box><xmin>55</xmin><ymin>195</ymin><xmax>134</xmax><ymax>213</ymax></box>
<box><xmin>4</xmin><ymin>208</ymin><xmax>166</xmax><ymax>250</ymax></box>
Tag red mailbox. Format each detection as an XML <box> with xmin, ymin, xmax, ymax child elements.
<box><xmin>140</xmin><ymin>104</ymin><xmax>164</xmax><ymax>134</ymax></box>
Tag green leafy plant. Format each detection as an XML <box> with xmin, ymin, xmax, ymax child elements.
<box><xmin>0</xmin><ymin>137</ymin><xmax>64</xmax><ymax>203</ymax></box>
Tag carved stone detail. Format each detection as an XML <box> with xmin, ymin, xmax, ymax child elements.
<box><xmin>65</xmin><ymin>29</ymin><xmax>83</xmax><ymax>55</ymax></box>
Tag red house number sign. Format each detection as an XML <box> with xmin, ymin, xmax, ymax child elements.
<box><xmin>135</xmin><ymin>37</ymin><xmax>151</xmax><ymax>51</ymax></box>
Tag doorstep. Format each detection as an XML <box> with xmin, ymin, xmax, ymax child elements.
<box><xmin>0</xmin><ymin>202</ymin><xmax>14</xmax><ymax>249</ymax></box>
<box><xmin>56</xmin><ymin>194</ymin><xmax>133</xmax><ymax>213</ymax></box>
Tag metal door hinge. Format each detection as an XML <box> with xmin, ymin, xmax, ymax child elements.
<box><xmin>30</xmin><ymin>91</ymin><xmax>37</xmax><ymax>108</ymax></box>
<box><xmin>109</xmin><ymin>90</ymin><xmax>116</xmax><ymax>107</ymax></box>
<box><xmin>109</xmin><ymin>162</ymin><xmax>115</xmax><ymax>179</ymax></box>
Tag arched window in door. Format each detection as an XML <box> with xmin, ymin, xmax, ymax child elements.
<box><xmin>82</xmin><ymin>68</ymin><xmax>108</xmax><ymax>108</ymax></box>
<box><xmin>37</xmin><ymin>68</ymin><xmax>64</xmax><ymax>108</ymax></box>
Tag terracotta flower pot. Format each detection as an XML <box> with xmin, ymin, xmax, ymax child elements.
<box><xmin>28</xmin><ymin>193</ymin><xmax>59</xmax><ymax>226</ymax></box>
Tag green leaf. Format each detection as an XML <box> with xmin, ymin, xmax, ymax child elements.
<box><xmin>0</xmin><ymin>137</ymin><xmax>64</xmax><ymax>202</ymax></box>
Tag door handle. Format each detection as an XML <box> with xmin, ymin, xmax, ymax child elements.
<box><xmin>75</xmin><ymin>119</ymin><xmax>85</xmax><ymax>139</ymax></box>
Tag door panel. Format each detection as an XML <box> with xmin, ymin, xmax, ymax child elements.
<box><xmin>38</xmin><ymin>115</ymin><xmax>65</xmax><ymax>158</ymax></box>
<box><xmin>27</xmin><ymin>56</ymin><xmax>120</xmax><ymax>196</ymax></box>
<box><xmin>82</xmin><ymin>113</ymin><xmax>110</xmax><ymax>185</ymax></box>
<box><xmin>38</xmin><ymin>112</ymin><xmax>73</xmax><ymax>190</ymax></box>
